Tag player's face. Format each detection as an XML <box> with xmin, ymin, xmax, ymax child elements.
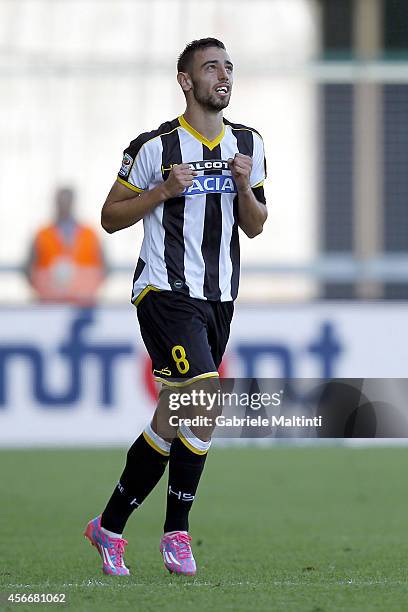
<box><xmin>189</xmin><ymin>47</ymin><xmax>233</xmax><ymax>112</ymax></box>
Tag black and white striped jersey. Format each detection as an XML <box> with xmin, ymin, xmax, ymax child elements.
<box><xmin>117</xmin><ymin>115</ymin><xmax>267</xmax><ymax>302</ymax></box>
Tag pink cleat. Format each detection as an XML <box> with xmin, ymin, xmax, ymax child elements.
<box><xmin>84</xmin><ymin>516</ymin><xmax>129</xmax><ymax>576</ymax></box>
<box><xmin>160</xmin><ymin>532</ymin><xmax>196</xmax><ymax>576</ymax></box>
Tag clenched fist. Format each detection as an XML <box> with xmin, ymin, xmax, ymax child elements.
<box><xmin>162</xmin><ymin>164</ymin><xmax>198</xmax><ymax>199</ymax></box>
<box><xmin>228</xmin><ymin>153</ymin><xmax>253</xmax><ymax>192</ymax></box>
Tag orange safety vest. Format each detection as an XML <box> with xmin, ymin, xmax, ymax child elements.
<box><xmin>30</xmin><ymin>224</ymin><xmax>104</xmax><ymax>304</ymax></box>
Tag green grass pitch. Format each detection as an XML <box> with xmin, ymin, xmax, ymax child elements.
<box><xmin>1</xmin><ymin>446</ymin><xmax>408</xmax><ymax>611</ymax></box>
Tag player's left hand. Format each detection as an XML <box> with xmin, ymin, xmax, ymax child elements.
<box><xmin>228</xmin><ymin>153</ymin><xmax>252</xmax><ymax>192</ymax></box>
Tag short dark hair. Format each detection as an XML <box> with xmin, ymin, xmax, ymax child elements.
<box><xmin>177</xmin><ymin>38</ymin><xmax>226</xmax><ymax>73</ymax></box>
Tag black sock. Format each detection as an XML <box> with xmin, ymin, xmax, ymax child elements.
<box><xmin>164</xmin><ymin>437</ymin><xmax>208</xmax><ymax>533</ymax></box>
<box><xmin>101</xmin><ymin>432</ymin><xmax>169</xmax><ymax>534</ymax></box>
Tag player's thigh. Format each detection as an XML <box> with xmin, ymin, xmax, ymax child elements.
<box><xmin>181</xmin><ymin>376</ymin><xmax>222</xmax><ymax>441</ymax></box>
<box><xmin>150</xmin><ymin>385</ymin><xmax>178</xmax><ymax>443</ymax></box>
<box><xmin>152</xmin><ymin>377</ymin><xmax>221</xmax><ymax>443</ymax></box>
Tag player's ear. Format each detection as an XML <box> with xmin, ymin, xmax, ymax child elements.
<box><xmin>177</xmin><ymin>72</ymin><xmax>192</xmax><ymax>93</ymax></box>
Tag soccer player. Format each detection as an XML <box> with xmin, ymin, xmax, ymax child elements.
<box><xmin>84</xmin><ymin>37</ymin><xmax>267</xmax><ymax>577</ymax></box>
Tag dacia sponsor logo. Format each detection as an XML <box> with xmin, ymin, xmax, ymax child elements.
<box><xmin>184</xmin><ymin>175</ymin><xmax>237</xmax><ymax>196</ymax></box>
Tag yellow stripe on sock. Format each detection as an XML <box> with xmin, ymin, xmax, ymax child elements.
<box><xmin>143</xmin><ymin>430</ymin><xmax>170</xmax><ymax>456</ymax></box>
<box><xmin>177</xmin><ymin>431</ymin><xmax>209</xmax><ymax>455</ymax></box>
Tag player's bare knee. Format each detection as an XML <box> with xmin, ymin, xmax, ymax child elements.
<box><xmin>151</xmin><ymin>390</ymin><xmax>178</xmax><ymax>443</ymax></box>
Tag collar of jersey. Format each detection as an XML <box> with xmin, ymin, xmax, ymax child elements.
<box><xmin>178</xmin><ymin>115</ymin><xmax>225</xmax><ymax>151</ymax></box>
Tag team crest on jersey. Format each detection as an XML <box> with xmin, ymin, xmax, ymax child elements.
<box><xmin>184</xmin><ymin>175</ymin><xmax>237</xmax><ymax>196</ymax></box>
<box><xmin>119</xmin><ymin>153</ymin><xmax>133</xmax><ymax>177</ymax></box>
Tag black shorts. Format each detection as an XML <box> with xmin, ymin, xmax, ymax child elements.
<box><xmin>136</xmin><ymin>289</ymin><xmax>234</xmax><ymax>386</ymax></box>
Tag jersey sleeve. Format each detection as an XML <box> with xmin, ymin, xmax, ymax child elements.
<box><xmin>250</xmin><ymin>132</ymin><xmax>267</xmax><ymax>189</ymax></box>
<box><xmin>117</xmin><ymin>135</ymin><xmax>154</xmax><ymax>193</ymax></box>
<box><xmin>252</xmin><ymin>184</ymin><xmax>266</xmax><ymax>205</ymax></box>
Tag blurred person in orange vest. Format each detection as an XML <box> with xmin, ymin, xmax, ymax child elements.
<box><xmin>26</xmin><ymin>187</ymin><xmax>106</xmax><ymax>304</ymax></box>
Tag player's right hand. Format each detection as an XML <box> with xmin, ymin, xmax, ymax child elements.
<box><xmin>162</xmin><ymin>164</ymin><xmax>198</xmax><ymax>199</ymax></box>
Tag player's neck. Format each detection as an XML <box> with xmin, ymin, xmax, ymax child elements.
<box><xmin>182</xmin><ymin>107</ymin><xmax>224</xmax><ymax>142</ymax></box>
